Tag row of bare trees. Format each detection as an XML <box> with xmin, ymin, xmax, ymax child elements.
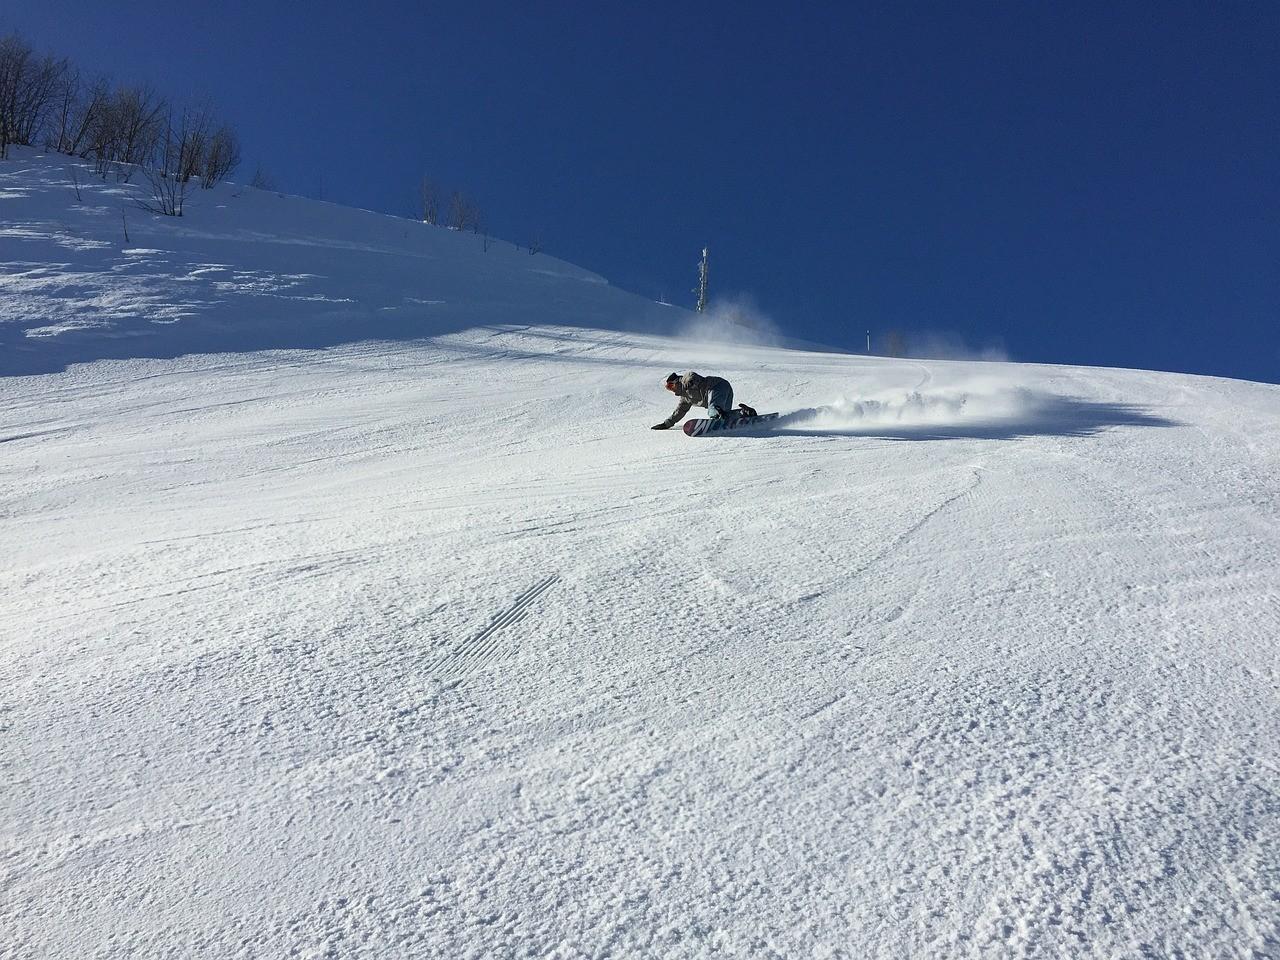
<box><xmin>0</xmin><ymin>32</ymin><xmax>241</xmax><ymax>214</ymax></box>
<box><xmin>419</xmin><ymin>175</ymin><xmax>484</xmax><ymax>232</ymax></box>
<box><xmin>418</xmin><ymin>174</ymin><xmax>542</xmax><ymax>254</ymax></box>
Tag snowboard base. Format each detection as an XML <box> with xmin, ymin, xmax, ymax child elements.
<box><xmin>683</xmin><ymin>413</ymin><xmax>780</xmax><ymax>436</ymax></box>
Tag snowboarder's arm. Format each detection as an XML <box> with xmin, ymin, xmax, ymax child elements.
<box><xmin>655</xmin><ymin>398</ymin><xmax>692</xmax><ymax>430</ymax></box>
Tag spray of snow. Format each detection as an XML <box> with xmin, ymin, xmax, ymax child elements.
<box><xmin>676</xmin><ymin>295</ymin><xmax>782</xmax><ymax>349</ymax></box>
<box><xmin>777</xmin><ymin>381</ymin><xmax>1042</xmax><ymax>433</ymax></box>
<box><xmin>894</xmin><ymin>329</ymin><xmax>1011</xmax><ymax>362</ymax></box>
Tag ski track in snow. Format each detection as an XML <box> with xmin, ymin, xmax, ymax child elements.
<box><xmin>427</xmin><ymin>575</ymin><xmax>560</xmax><ymax>686</ymax></box>
<box><xmin>2</xmin><ymin>150</ymin><xmax>1279</xmax><ymax>959</ymax></box>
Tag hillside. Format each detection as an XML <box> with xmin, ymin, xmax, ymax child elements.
<box><xmin>0</xmin><ymin>147</ymin><xmax>677</xmax><ymax>377</ymax></box>
<box><xmin>3</xmin><ymin>151</ymin><xmax>1279</xmax><ymax>959</ymax></box>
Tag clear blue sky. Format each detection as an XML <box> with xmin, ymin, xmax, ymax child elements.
<box><xmin>7</xmin><ymin>1</ymin><xmax>1278</xmax><ymax>381</ymax></box>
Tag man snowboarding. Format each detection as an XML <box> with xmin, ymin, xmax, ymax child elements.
<box><xmin>651</xmin><ymin>371</ymin><xmax>756</xmax><ymax>430</ymax></box>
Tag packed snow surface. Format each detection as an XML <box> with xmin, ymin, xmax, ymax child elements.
<box><xmin>2</xmin><ymin>152</ymin><xmax>1279</xmax><ymax>958</ymax></box>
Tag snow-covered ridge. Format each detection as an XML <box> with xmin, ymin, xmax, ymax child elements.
<box><xmin>0</xmin><ymin>148</ymin><xmax>676</xmax><ymax>376</ymax></box>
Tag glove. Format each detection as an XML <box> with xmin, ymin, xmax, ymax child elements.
<box><xmin>651</xmin><ymin>423</ymin><xmax>669</xmax><ymax>430</ymax></box>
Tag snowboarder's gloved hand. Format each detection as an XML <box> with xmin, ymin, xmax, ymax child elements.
<box><xmin>651</xmin><ymin>423</ymin><xmax>669</xmax><ymax>430</ymax></box>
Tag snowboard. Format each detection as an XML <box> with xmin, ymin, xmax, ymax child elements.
<box><xmin>683</xmin><ymin>412</ymin><xmax>780</xmax><ymax>436</ymax></box>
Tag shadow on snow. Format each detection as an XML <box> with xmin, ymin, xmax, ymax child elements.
<box><xmin>707</xmin><ymin>395</ymin><xmax>1180</xmax><ymax>441</ymax></box>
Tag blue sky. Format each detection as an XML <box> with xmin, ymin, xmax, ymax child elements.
<box><xmin>7</xmin><ymin>1</ymin><xmax>1278</xmax><ymax>381</ymax></box>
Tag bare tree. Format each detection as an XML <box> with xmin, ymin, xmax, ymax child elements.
<box><xmin>139</xmin><ymin>107</ymin><xmax>202</xmax><ymax>216</ymax></box>
<box><xmin>0</xmin><ymin>34</ymin><xmax>33</xmax><ymax>158</ymax></box>
<box><xmin>420</xmin><ymin>174</ymin><xmax>439</xmax><ymax>224</ymax></box>
<box><xmin>528</xmin><ymin>233</ymin><xmax>543</xmax><ymax>255</ymax></box>
<box><xmin>173</xmin><ymin>101</ymin><xmax>213</xmax><ymax>184</ymax></box>
<box><xmin>113</xmin><ymin>85</ymin><xmax>166</xmax><ymax>168</ymax></box>
<box><xmin>447</xmin><ymin>190</ymin><xmax>480</xmax><ymax>232</ymax></box>
<box><xmin>50</xmin><ymin>65</ymin><xmax>81</xmax><ymax>152</ymax></box>
<box><xmin>4</xmin><ymin>48</ymin><xmax>66</xmax><ymax>149</ymax></box>
<box><xmin>200</xmin><ymin>122</ymin><xmax>239</xmax><ymax>187</ymax></box>
<box><xmin>884</xmin><ymin>330</ymin><xmax>909</xmax><ymax>358</ymax></box>
<box><xmin>249</xmin><ymin>164</ymin><xmax>276</xmax><ymax>190</ymax></box>
<box><xmin>86</xmin><ymin>84</ymin><xmax>167</xmax><ymax>178</ymax></box>
<box><xmin>62</xmin><ymin>75</ymin><xmax>109</xmax><ymax>157</ymax></box>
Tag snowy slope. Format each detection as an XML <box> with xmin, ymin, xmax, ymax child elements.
<box><xmin>0</xmin><ymin>148</ymin><xmax>677</xmax><ymax>377</ymax></box>
<box><xmin>3</xmin><ymin>153</ymin><xmax>1280</xmax><ymax>959</ymax></box>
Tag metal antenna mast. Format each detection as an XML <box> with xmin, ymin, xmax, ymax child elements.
<box><xmin>694</xmin><ymin>247</ymin><xmax>709</xmax><ymax>313</ymax></box>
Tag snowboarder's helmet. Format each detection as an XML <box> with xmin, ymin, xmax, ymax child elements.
<box><xmin>665</xmin><ymin>372</ymin><xmax>680</xmax><ymax>391</ymax></box>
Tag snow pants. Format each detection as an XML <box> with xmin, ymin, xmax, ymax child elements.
<box><xmin>707</xmin><ymin>381</ymin><xmax>734</xmax><ymax>419</ymax></box>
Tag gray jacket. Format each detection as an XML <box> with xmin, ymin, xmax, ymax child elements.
<box><xmin>658</xmin><ymin>371</ymin><xmax>731</xmax><ymax>428</ymax></box>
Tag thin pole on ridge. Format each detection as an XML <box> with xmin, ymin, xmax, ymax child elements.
<box><xmin>694</xmin><ymin>247</ymin><xmax>709</xmax><ymax>314</ymax></box>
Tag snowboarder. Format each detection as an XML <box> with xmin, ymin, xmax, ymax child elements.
<box><xmin>651</xmin><ymin>371</ymin><xmax>755</xmax><ymax>430</ymax></box>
